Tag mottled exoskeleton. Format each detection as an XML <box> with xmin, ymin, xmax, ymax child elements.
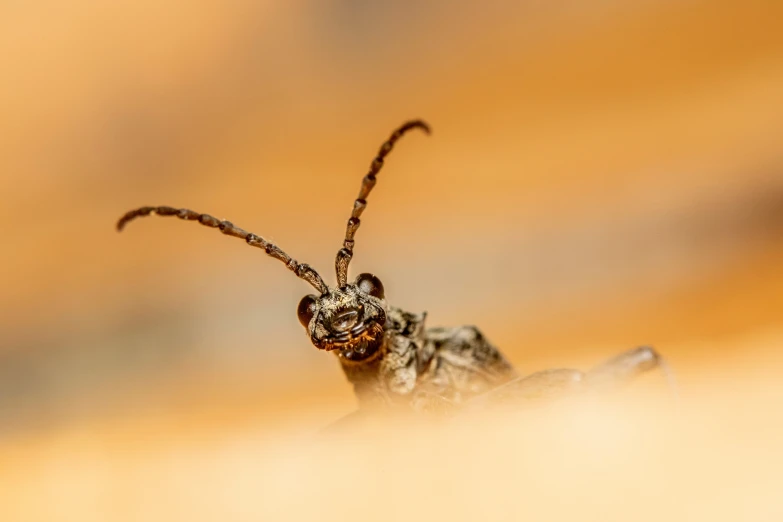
<box><xmin>117</xmin><ymin>120</ymin><xmax>665</xmax><ymax>415</ymax></box>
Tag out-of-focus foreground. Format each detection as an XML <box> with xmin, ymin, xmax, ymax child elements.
<box><xmin>1</xmin><ymin>1</ymin><xmax>782</xmax><ymax>520</ymax></box>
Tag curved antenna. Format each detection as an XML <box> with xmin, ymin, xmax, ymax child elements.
<box><xmin>117</xmin><ymin>206</ymin><xmax>328</xmax><ymax>293</ymax></box>
<box><xmin>335</xmin><ymin>119</ymin><xmax>431</xmax><ymax>287</ymax></box>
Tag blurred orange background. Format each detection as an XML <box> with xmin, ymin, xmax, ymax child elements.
<box><xmin>1</xmin><ymin>1</ymin><xmax>782</xmax><ymax>520</ymax></box>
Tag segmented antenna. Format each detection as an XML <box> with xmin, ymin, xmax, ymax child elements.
<box><xmin>335</xmin><ymin>120</ymin><xmax>430</xmax><ymax>287</ymax></box>
<box><xmin>117</xmin><ymin>206</ymin><xmax>328</xmax><ymax>293</ymax></box>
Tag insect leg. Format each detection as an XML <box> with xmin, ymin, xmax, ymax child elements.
<box><xmin>467</xmin><ymin>347</ymin><xmax>674</xmax><ymax>412</ymax></box>
<box><xmin>477</xmin><ymin>368</ymin><xmax>585</xmax><ymax>405</ymax></box>
<box><xmin>586</xmin><ymin>346</ymin><xmax>674</xmax><ymax>391</ymax></box>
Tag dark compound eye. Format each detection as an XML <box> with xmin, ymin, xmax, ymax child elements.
<box><xmin>297</xmin><ymin>294</ymin><xmax>318</xmax><ymax>327</ymax></box>
<box><xmin>356</xmin><ymin>273</ymin><xmax>384</xmax><ymax>299</ymax></box>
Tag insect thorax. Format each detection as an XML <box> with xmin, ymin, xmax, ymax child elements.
<box><xmin>337</xmin><ymin>306</ymin><xmax>517</xmax><ymax>412</ymax></box>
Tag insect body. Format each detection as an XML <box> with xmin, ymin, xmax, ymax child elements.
<box><xmin>117</xmin><ymin>120</ymin><xmax>663</xmax><ymax>414</ymax></box>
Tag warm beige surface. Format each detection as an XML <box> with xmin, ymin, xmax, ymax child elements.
<box><xmin>1</xmin><ymin>1</ymin><xmax>782</xmax><ymax>519</ymax></box>
<box><xmin>1</xmin><ymin>347</ymin><xmax>781</xmax><ymax>521</ymax></box>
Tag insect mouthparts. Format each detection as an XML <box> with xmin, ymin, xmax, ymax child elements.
<box><xmin>331</xmin><ymin>309</ymin><xmax>360</xmax><ymax>333</ymax></box>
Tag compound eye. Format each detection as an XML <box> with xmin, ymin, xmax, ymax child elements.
<box><xmin>356</xmin><ymin>273</ymin><xmax>384</xmax><ymax>299</ymax></box>
<box><xmin>297</xmin><ymin>294</ymin><xmax>318</xmax><ymax>328</ymax></box>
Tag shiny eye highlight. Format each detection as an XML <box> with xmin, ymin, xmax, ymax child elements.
<box><xmin>297</xmin><ymin>294</ymin><xmax>318</xmax><ymax>327</ymax></box>
<box><xmin>356</xmin><ymin>273</ymin><xmax>384</xmax><ymax>299</ymax></box>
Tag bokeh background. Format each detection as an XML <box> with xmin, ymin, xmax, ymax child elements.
<box><xmin>1</xmin><ymin>1</ymin><xmax>782</xmax><ymax>520</ymax></box>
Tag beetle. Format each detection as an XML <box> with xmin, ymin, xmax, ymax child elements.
<box><xmin>117</xmin><ymin>120</ymin><xmax>665</xmax><ymax>416</ymax></box>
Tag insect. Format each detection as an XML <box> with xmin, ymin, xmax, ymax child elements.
<box><xmin>117</xmin><ymin>119</ymin><xmax>664</xmax><ymax>415</ymax></box>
